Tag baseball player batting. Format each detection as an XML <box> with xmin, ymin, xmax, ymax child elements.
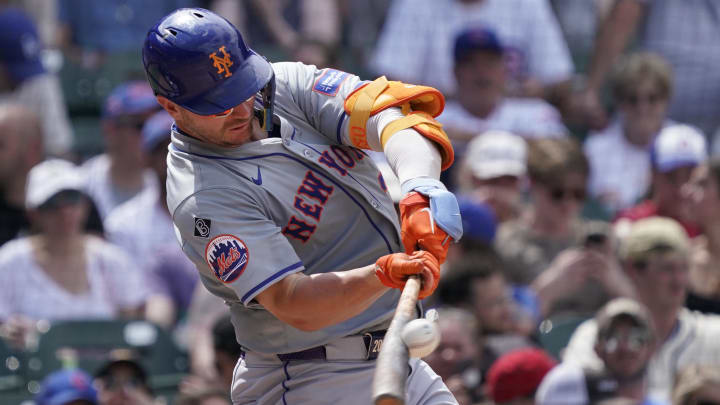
<box><xmin>142</xmin><ymin>8</ymin><xmax>462</xmax><ymax>405</ymax></box>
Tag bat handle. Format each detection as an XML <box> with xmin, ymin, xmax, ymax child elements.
<box><xmin>372</xmin><ymin>275</ymin><xmax>421</xmax><ymax>405</ymax></box>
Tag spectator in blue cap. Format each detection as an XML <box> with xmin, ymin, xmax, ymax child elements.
<box><xmin>438</xmin><ymin>27</ymin><xmax>567</xmax><ymax>158</ymax></box>
<box><xmin>80</xmin><ymin>81</ymin><xmax>160</xmax><ymax>219</ymax></box>
<box><xmin>105</xmin><ymin>110</ymin><xmax>198</xmax><ymax>329</ymax></box>
<box><xmin>35</xmin><ymin>368</ymin><xmax>98</xmax><ymax>405</ymax></box>
<box><xmin>458</xmin><ymin>198</ymin><xmax>497</xmax><ymax>247</ymax></box>
<box><xmin>0</xmin><ymin>7</ymin><xmax>73</xmax><ymax>157</ymax></box>
<box><xmin>438</xmin><ymin>27</ymin><xmax>567</xmax><ymax>191</ymax></box>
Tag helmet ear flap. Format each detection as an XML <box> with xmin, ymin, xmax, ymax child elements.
<box><xmin>145</xmin><ymin>61</ymin><xmax>177</xmax><ymax>98</ymax></box>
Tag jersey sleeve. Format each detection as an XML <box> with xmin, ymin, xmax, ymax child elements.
<box><xmin>174</xmin><ymin>187</ymin><xmax>305</xmax><ymax>307</ymax></box>
<box><xmin>272</xmin><ymin>62</ymin><xmax>366</xmax><ymax>147</ymax></box>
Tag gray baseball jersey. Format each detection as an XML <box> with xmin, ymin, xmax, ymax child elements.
<box><xmin>167</xmin><ymin>62</ymin><xmax>405</xmax><ymax>354</ymax></box>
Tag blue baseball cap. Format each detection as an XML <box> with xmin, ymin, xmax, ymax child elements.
<box><xmin>103</xmin><ymin>81</ymin><xmax>159</xmax><ymax>119</ymax></box>
<box><xmin>458</xmin><ymin>198</ymin><xmax>497</xmax><ymax>244</ymax></box>
<box><xmin>650</xmin><ymin>124</ymin><xmax>707</xmax><ymax>173</ymax></box>
<box><xmin>141</xmin><ymin>110</ymin><xmax>174</xmax><ymax>152</ymax></box>
<box><xmin>0</xmin><ymin>8</ymin><xmax>46</xmax><ymax>83</ymax></box>
<box><xmin>35</xmin><ymin>369</ymin><xmax>98</xmax><ymax>405</ymax></box>
<box><xmin>454</xmin><ymin>27</ymin><xmax>504</xmax><ymax>62</ymax></box>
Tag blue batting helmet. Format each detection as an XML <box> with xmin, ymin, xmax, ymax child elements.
<box><xmin>142</xmin><ymin>8</ymin><xmax>274</xmax><ymax>119</ymax></box>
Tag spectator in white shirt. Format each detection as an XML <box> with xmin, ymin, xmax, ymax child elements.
<box><xmin>537</xmin><ymin>298</ymin><xmax>662</xmax><ymax>405</ymax></box>
<box><xmin>563</xmin><ymin>217</ymin><xmax>720</xmax><ymax>403</ymax></box>
<box><xmin>584</xmin><ymin>52</ymin><xmax>675</xmax><ymax>214</ymax></box>
<box><xmin>81</xmin><ymin>81</ymin><xmax>159</xmax><ymax>220</ymax></box>
<box><xmin>370</xmin><ymin>0</ymin><xmax>574</xmax><ymax>101</ymax></box>
<box><xmin>0</xmin><ymin>159</ymin><xmax>148</xmax><ymax>349</ymax></box>
<box><xmin>105</xmin><ymin>111</ymin><xmax>198</xmax><ymax>328</ymax></box>
<box><xmin>438</xmin><ymin>27</ymin><xmax>568</xmax><ymax>148</ymax></box>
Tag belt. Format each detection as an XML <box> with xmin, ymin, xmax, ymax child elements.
<box><xmin>242</xmin><ymin>330</ymin><xmax>387</xmax><ymax>362</ymax></box>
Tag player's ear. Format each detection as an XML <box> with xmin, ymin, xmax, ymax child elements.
<box><xmin>156</xmin><ymin>96</ymin><xmax>182</xmax><ymax>119</ymax></box>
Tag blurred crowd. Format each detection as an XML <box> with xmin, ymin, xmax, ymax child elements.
<box><xmin>1</xmin><ymin>0</ymin><xmax>720</xmax><ymax>404</ymax></box>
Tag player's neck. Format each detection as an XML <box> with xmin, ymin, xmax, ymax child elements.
<box><xmin>249</xmin><ymin>118</ymin><xmax>268</xmax><ymax>142</ymax></box>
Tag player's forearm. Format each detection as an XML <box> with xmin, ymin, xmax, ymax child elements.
<box><xmin>367</xmin><ymin>107</ymin><xmax>442</xmax><ymax>184</ymax></box>
<box><xmin>384</xmin><ymin>129</ymin><xmax>442</xmax><ymax>185</ymax></box>
<box><xmin>586</xmin><ymin>0</ymin><xmax>644</xmax><ymax>92</ymax></box>
<box><xmin>258</xmin><ymin>266</ymin><xmax>389</xmax><ymax>331</ymax></box>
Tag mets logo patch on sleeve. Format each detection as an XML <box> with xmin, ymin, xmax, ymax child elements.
<box><xmin>312</xmin><ymin>69</ymin><xmax>349</xmax><ymax>96</ymax></box>
<box><xmin>205</xmin><ymin>234</ymin><xmax>249</xmax><ymax>284</ymax></box>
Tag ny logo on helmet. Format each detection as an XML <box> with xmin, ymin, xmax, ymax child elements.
<box><xmin>209</xmin><ymin>46</ymin><xmax>233</xmax><ymax>78</ymax></box>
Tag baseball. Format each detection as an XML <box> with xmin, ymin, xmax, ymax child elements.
<box><xmin>401</xmin><ymin>318</ymin><xmax>440</xmax><ymax>358</ymax></box>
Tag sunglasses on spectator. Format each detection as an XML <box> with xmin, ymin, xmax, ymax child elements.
<box><xmin>602</xmin><ymin>328</ymin><xmax>651</xmax><ymax>353</ymax></box>
<box><xmin>550</xmin><ymin>187</ymin><xmax>586</xmax><ymax>202</ymax></box>
<box><xmin>624</xmin><ymin>92</ymin><xmax>664</xmax><ymax>106</ymax></box>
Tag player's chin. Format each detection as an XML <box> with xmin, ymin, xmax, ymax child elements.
<box><xmin>222</xmin><ymin>125</ymin><xmax>252</xmax><ymax>145</ymax></box>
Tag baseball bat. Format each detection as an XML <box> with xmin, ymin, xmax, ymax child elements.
<box><xmin>372</xmin><ymin>275</ymin><xmax>421</xmax><ymax>405</ymax></box>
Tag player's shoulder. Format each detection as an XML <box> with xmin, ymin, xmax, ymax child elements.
<box><xmin>272</xmin><ymin>61</ymin><xmax>356</xmax><ymax>93</ymax></box>
<box><xmin>271</xmin><ymin>61</ymin><xmax>318</xmax><ymax>84</ymax></box>
<box><xmin>270</xmin><ymin>61</ymin><xmax>300</xmax><ymax>77</ymax></box>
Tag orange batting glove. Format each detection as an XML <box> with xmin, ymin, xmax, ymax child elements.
<box><xmin>399</xmin><ymin>192</ymin><xmax>452</xmax><ymax>264</ymax></box>
<box><xmin>375</xmin><ymin>251</ymin><xmax>440</xmax><ymax>299</ymax></box>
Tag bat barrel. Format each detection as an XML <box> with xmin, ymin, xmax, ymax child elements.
<box><xmin>372</xmin><ymin>276</ymin><xmax>422</xmax><ymax>405</ymax></box>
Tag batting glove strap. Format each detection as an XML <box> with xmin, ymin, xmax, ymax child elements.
<box><xmin>400</xmin><ymin>178</ymin><xmax>463</xmax><ymax>242</ymax></box>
